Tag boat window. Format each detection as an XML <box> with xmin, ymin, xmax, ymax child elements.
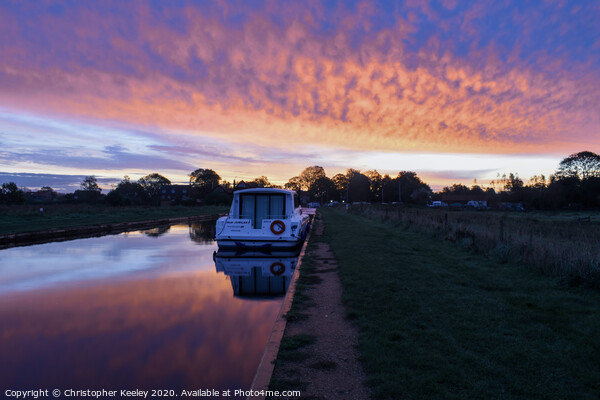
<box><xmin>256</xmin><ymin>195</ymin><xmax>270</xmax><ymax>229</ymax></box>
<box><xmin>240</xmin><ymin>194</ymin><xmax>255</xmax><ymax>222</ymax></box>
<box><xmin>270</xmin><ymin>195</ymin><xmax>285</xmax><ymax>218</ymax></box>
<box><xmin>239</xmin><ymin>193</ymin><xmax>287</xmax><ymax>228</ymax></box>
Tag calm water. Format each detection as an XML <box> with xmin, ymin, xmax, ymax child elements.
<box><xmin>0</xmin><ymin>222</ymin><xmax>298</xmax><ymax>396</ymax></box>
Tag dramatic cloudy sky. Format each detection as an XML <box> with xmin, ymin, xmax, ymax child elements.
<box><xmin>1</xmin><ymin>0</ymin><xmax>599</xmax><ymax>191</ymax></box>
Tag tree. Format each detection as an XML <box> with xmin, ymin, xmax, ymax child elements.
<box><xmin>397</xmin><ymin>171</ymin><xmax>431</xmax><ymax>204</ymax></box>
<box><xmin>381</xmin><ymin>174</ymin><xmax>396</xmax><ymax>202</ymax></box>
<box><xmin>345</xmin><ymin>168</ymin><xmax>362</xmax><ymax>180</ymax></box>
<box><xmin>364</xmin><ymin>170</ymin><xmax>382</xmax><ymax>202</ymax></box>
<box><xmin>556</xmin><ymin>151</ymin><xmax>600</xmax><ymax>181</ymax></box>
<box><xmin>138</xmin><ymin>173</ymin><xmax>171</xmax><ymax>202</ymax></box>
<box><xmin>441</xmin><ymin>184</ymin><xmax>470</xmax><ymax>194</ymax></box>
<box><xmin>331</xmin><ymin>174</ymin><xmax>348</xmax><ymax>201</ymax></box>
<box><xmin>0</xmin><ymin>182</ymin><xmax>26</xmax><ymax>204</ymax></box>
<box><xmin>298</xmin><ymin>166</ymin><xmax>326</xmax><ymax>191</ymax></box>
<box><xmin>106</xmin><ymin>176</ymin><xmax>147</xmax><ymax>206</ymax></box>
<box><xmin>505</xmin><ymin>173</ymin><xmax>524</xmax><ymax>192</ymax></box>
<box><xmin>490</xmin><ymin>173</ymin><xmax>524</xmax><ymax>193</ymax></box>
<box><xmin>308</xmin><ymin>176</ymin><xmax>336</xmax><ymax>204</ymax></box>
<box><xmin>189</xmin><ymin>168</ymin><xmax>220</xmax><ymax>187</ymax></box>
<box><xmin>189</xmin><ymin>168</ymin><xmax>221</xmax><ymax>198</ymax></box>
<box><xmin>284</xmin><ymin>176</ymin><xmax>302</xmax><ymax>191</ymax></box>
<box><xmin>39</xmin><ymin>186</ymin><xmax>57</xmax><ymax>200</ymax></box>
<box><xmin>528</xmin><ymin>175</ymin><xmax>547</xmax><ymax>189</ymax></box>
<box><xmin>81</xmin><ymin>176</ymin><xmax>101</xmax><ymax>192</ymax></box>
<box><xmin>347</xmin><ymin>172</ymin><xmax>371</xmax><ymax>202</ymax></box>
<box><xmin>470</xmin><ymin>185</ymin><xmax>485</xmax><ymax>195</ymax></box>
<box><xmin>252</xmin><ymin>176</ymin><xmax>271</xmax><ymax>188</ymax></box>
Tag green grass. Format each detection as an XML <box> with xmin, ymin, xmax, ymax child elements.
<box><xmin>320</xmin><ymin>208</ymin><xmax>600</xmax><ymax>400</ymax></box>
<box><xmin>277</xmin><ymin>334</ymin><xmax>318</xmax><ymax>362</ymax></box>
<box><xmin>352</xmin><ymin>205</ymin><xmax>600</xmax><ymax>288</ymax></box>
<box><xmin>0</xmin><ymin>204</ymin><xmax>228</xmax><ymax>235</ymax></box>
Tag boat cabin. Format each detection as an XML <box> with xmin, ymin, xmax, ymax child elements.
<box><xmin>229</xmin><ymin>189</ymin><xmax>300</xmax><ymax>229</ymax></box>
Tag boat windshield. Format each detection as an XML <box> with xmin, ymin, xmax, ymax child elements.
<box><xmin>239</xmin><ymin>193</ymin><xmax>287</xmax><ymax>228</ymax></box>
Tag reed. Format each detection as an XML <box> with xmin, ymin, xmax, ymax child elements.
<box><xmin>350</xmin><ymin>205</ymin><xmax>600</xmax><ymax>288</ymax></box>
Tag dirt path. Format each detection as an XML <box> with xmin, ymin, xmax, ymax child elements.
<box><xmin>268</xmin><ymin>216</ymin><xmax>371</xmax><ymax>400</ymax></box>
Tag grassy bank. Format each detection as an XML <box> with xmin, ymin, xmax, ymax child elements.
<box><xmin>320</xmin><ymin>208</ymin><xmax>600</xmax><ymax>399</ymax></box>
<box><xmin>350</xmin><ymin>205</ymin><xmax>600</xmax><ymax>288</ymax></box>
<box><xmin>0</xmin><ymin>204</ymin><xmax>228</xmax><ymax>235</ymax></box>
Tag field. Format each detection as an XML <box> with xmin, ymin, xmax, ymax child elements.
<box><xmin>271</xmin><ymin>209</ymin><xmax>600</xmax><ymax>400</ymax></box>
<box><xmin>0</xmin><ymin>204</ymin><xmax>228</xmax><ymax>235</ymax></box>
<box><xmin>315</xmin><ymin>207</ymin><xmax>600</xmax><ymax>399</ymax></box>
<box><xmin>348</xmin><ymin>205</ymin><xmax>600</xmax><ymax>289</ymax></box>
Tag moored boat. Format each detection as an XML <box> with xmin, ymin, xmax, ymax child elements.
<box><xmin>215</xmin><ymin>188</ymin><xmax>310</xmax><ymax>250</ymax></box>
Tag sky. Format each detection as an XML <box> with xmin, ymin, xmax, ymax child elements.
<box><xmin>1</xmin><ymin>0</ymin><xmax>599</xmax><ymax>192</ymax></box>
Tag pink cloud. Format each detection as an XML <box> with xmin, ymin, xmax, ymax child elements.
<box><xmin>0</xmin><ymin>2</ymin><xmax>598</xmax><ymax>159</ymax></box>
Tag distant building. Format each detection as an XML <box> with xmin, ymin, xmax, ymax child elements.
<box><xmin>73</xmin><ymin>190</ymin><xmax>103</xmax><ymax>203</ymax></box>
<box><xmin>26</xmin><ymin>189</ymin><xmax>55</xmax><ymax>202</ymax></box>
<box><xmin>234</xmin><ymin>180</ymin><xmax>259</xmax><ymax>190</ymax></box>
<box><xmin>211</xmin><ymin>185</ymin><xmax>233</xmax><ymax>195</ymax></box>
<box><xmin>160</xmin><ymin>184</ymin><xmax>192</xmax><ymax>204</ymax></box>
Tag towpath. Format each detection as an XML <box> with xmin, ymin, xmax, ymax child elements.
<box><xmin>268</xmin><ymin>213</ymin><xmax>371</xmax><ymax>400</ymax></box>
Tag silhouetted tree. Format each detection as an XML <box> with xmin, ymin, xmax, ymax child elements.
<box><xmin>106</xmin><ymin>176</ymin><xmax>147</xmax><ymax>206</ymax></box>
<box><xmin>505</xmin><ymin>173</ymin><xmax>524</xmax><ymax>192</ymax></box>
<box><xmin>490</xmin><ymin>173</ymin><xmax>524</xmax><ymax>193</ymax></box>
<box><xmin>80</xmin><ymin>176</ymin><xmax>101</xmax><ymax>192</ymax></box>
<box><xmin>189</xmin><ymin>168</ymin><xmax>221</xmax><ymax>198</ymax></box>
<box><xmin>39</xmin><ymin>186</ymin><xmax>57</xmax><ymax>200</ymax></box>
<box><xmin>138</xmin><ymin>173</ymin><xmax>171</xmax><ymax>203</ymax></box>
<box><xmin>331</xmin><ymin>174</ymin><xmax>348</xmax><ymax>201</ymax></box>
<box><xmin>364</xmin><ymin>170</ymin><xmax>382</xmax><ymax>202</ymax></box>
<box><xmin>396</xmin><ymin>171</ymin><xmax>431</xmax><ymax>204</ymax></box>
<box><xmin>381</xmin><ymin>174</ymin><xmax>396</xmax><ymax>202</ymax></box>
<box><xmin>528</xmin><ymin>175</ymin><xmax>547</xmax><ymax>189</ymax></box>
<box><xmin>309</xmin><ymin>176</ymin><xmax>336</xmax><ymax>204</ymax></box>
<box><xmin>0</xmin><ymin>182</ymin><xmax>26</xmax><ymax>204</ymax></box>
<box><xmin>298</xmin><ymin>166</ymin><xmax>326</xmax><ymax>191</ymax></box>
<box><xmin>556</xmin><ymin>151</ymin><xmax>600</xmax><ymax>181</ymax></box>
<box><xmin>441</xmin><ymin>184</ymin><xmax>470</xmax><ymax>194</ymax></box>
<box><xmin>252</xmin><ymin>176</ymin><xmax>271</xmax><ymax>187</ymax></box>
<box><xmin>190</xmin><ymin>168</ymin><xmax>220</xmax><ymax>187</ymax></box>
<box><xmin>347</xmin><ymin>171</ymin><xmax>370</xmax><ymax>202</ymax></box>
<box><xmin>284</xmin><ymin>176</ymin><xmax>302</xmax><ymax>191</ymax></box>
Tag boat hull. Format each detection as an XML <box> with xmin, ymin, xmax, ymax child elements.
<box><xmin>216</xmin><ymin>238</ymin><xmax>304</xmax><ymax>251</ymax></box>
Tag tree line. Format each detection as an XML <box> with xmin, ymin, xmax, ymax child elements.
<box><xmin>2</xmin><ymin>151</ymin><xmax>600</xmax><ymax>210</ymax></box>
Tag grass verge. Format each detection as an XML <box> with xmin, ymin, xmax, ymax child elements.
<box><xmin>0</xmin><ymin>205</ymin><xmax>228</xmax><ymax>235</ymax></box>
<box><xmin>351</xmin><ymin>205</ymin><xmax>600</xmax><ymax>288</ymax></box>
<box><xmin>320</xmin><ymin>208</ymin><xmax>600</xmax><ymax>400</ymax></box>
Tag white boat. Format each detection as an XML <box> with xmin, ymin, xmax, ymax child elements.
<box><xmin>215</xmin><ymin>188</ymin><xmax>310</xmax><ymax>250</ymax></box>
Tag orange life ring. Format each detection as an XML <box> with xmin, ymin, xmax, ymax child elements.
<box><xmin>270</xmin><ymin>262</ymin><xmax>285</xmax><ymax>276</ymax></box>
<box><xmin>270</xmin><ymin>220</ymin><xmax>286</xmax><ymax>235</ymax></box>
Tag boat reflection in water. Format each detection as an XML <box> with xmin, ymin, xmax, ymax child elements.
<box><xmin>214</xmin><ymin>249</ymin><xmax>300</xmax><ymax>298</ymax></box>
<box><xmin>189</xmin><ymin>221</ymin><xmax>216</xmax><ymax>244</ymax></box>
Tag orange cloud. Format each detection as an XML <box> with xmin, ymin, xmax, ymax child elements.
<box><xmin>0</xmin><ymin>2</ymin><xmax>598</xmax><ymax>159</ymax></box>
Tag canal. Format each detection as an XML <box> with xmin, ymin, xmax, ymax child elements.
<box><xmin>0</xmin><ymin>220</ymin><xmax>298</xmax><ymax>397</ymax></box>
